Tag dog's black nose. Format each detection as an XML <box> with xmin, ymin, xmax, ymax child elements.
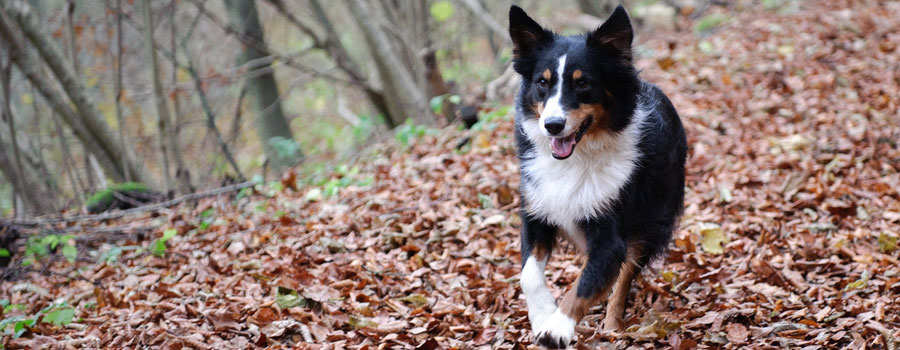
<box><xmin>544</xmin><ymin>117</ymin><xmax>565</xmax><ymax>135</ymax></box>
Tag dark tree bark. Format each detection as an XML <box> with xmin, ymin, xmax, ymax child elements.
<box><xmin>223</xmin><ymin>0</ymin><xmax>302</xmax><ymax>171</ymax></box>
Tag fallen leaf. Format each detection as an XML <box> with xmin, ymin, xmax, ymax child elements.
<box><xmin>725</xmin><ymin>323</ymin><xmax>749</xmax><ymax>344</ymax></box>
<box><xmin>697</xmin><ymin>223</ymin><xmax>728</xmax><ymax>254</ymax></box>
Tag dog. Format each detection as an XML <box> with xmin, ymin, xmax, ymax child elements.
<box><xmin>510</xmin><ymin>5</ymin><xmax>687</xmax><ymax>348</ymax></box>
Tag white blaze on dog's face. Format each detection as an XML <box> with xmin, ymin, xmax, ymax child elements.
<box><xmin>538</xmin><ymin>55</ymin><xmax>567</xmax><ymax>137</ymax></box>
<box><xmin>537</xmin><ymin>55</ymin><xmax>584</xmax><ymax>160</ymax></box>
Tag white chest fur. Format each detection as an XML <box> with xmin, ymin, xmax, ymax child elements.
<box><xmin>518</xmin><ymin>107</ymin><xmax>647</xmax><ymax>252</ymax></box>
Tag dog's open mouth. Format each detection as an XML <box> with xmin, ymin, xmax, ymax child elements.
<box><xmin>550</xmin><ymin>116</ymin><xmax>593</xmax><ymax>160</ymax></box>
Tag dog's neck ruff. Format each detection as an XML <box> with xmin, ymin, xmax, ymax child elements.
<box><xmin>519</xmin><ymin>98</ymin><xmax>649</xmax><ymax>229</ymax></box>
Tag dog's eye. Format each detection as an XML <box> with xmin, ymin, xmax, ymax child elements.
<box><xmin>537</xmin><ymin>78</ymin><xmax>549</xmax><ymax>89</ymax></box>
<box><xmin>575</xmin><ymin>80</ymin><xmax>590</xmax><ymax>91</ymax></box>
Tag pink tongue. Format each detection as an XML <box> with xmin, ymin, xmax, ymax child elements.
<box><xmin>550</xmin><ymin>135</ymin><xmax>576</xmax><ymax>158</ymax></box>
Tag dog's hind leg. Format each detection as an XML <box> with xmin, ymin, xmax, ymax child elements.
<box><xmin>602</xmin><ymin>244</ymin><xmax>643</xmax><ymax>331</ymax></box>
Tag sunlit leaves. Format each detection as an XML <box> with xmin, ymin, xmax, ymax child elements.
<box><xmin>275</xmin><ymin>287</ymin><xmax>306</xmax><ymax>309</ymax></box>
<box><xmin>429</xmin><ymin>1</ymin><xmax>454</xmax><ymax>22</ymax></box>
<box><xmin>151</xmin><ymin>229</ymin><xmax>177</xmax><ymax>257</ymax></box>
<box><xmin>696</xmin><ymin>223</ymin><xmax>727</xmax><ymax>255</ymax></box>
<box><xmin>878</xmin><ymin>233</ymin><xmax>897</xmax><ymax>253</ymax></box>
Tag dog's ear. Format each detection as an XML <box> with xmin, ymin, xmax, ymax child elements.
<box><xmin>587</xmin><ymin>5</ymin><xmax>633</xmax><ymax>61</ymax></box>
<box><xmin>509</xmin><ymin>6</ymin><xmax>551</xmax><ymax>58</ymax></box>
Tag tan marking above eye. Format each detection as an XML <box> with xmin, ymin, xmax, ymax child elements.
<box><xmin>542</xmin><ymin>69</ymin><xmax>551</xmax><ymax>80</ymax></box>
<box><xmin>573</xmin><ymin>70</ymin><xmax>583</xmax><ymax>80</ymax></box>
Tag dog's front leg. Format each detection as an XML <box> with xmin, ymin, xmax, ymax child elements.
<box><xmin>519</xmin><ymin>214</ymin><xmax>558</xmax><ymax>332</ymax></box>
<box><xmin>534</xmin><ymin>219</ymin><xmax>625</xmax><ymax>349</ymax></box>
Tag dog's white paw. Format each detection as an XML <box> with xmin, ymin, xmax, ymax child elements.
<box><xmin>527</xmin><ymin>300</ymin><xmax>557</xmax><ymax>331</ymax></box>
<box><xmin>533</xmin><ymin>309</ymin><xmax>576</xmax><ymax>349</ymax></box>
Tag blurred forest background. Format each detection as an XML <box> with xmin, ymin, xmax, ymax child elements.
<box><xmin>0</xmin><ymin>0</ymin><xmax>719</xmax><ymax>217</ymax></box>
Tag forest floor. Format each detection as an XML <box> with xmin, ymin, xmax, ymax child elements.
<box><xmin>2</xmin><ymin>0</ymin><xmax>900</xmax><ymax>349</ymax></box>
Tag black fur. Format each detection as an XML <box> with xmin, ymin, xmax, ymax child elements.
<box><xmin>512</xmin><ymin>4</ymin><xmax>687</xmax><ymax>308</ymax></box>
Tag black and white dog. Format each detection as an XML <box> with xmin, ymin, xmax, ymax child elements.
<box><xmin>510</xmin><ymin>5</ymin><xmax>687</xmax><ymax>348</ymax></box>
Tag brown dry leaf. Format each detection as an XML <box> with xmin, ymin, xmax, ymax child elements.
<box><xmin>725</xmin><ymin>323</ymin><xmax>749</xmax><ymax>345</ymax></box>
<box><xmin>207</xmin><ymin>309</ymin><xmax>242</xmax><ymax>332</ymax></box>
<box><xmin>473</xmin><ymin>326</ymin><xmax>498</xmax><ymax>345</ymax></box>
<box><xmin>249</xmin><ymin>307</ymin><xmax>280</xmax><ymax>327</ymax></box>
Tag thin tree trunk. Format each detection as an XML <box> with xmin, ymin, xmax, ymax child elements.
<box><xmin>303</xmin><ymin>0</ymin><xmax>393</xmax><ymax>127</ymax></box>
<box><xmin>344</xmin><ymin>0</ymin><xmax>432</xmax><ymax>127</ymax></box>
<box><xmin>30</xmin><ymin>88</ymin><xmax>58</xmax><ymax>201</ymax></box>
<box><xmin>0</xmin><ymin>1</ymin><xmax>152</xmax><ymax>187</ymax></box>
<box><xmin>1</xmin><ymin>56</ymin><xmax>20</xmax><ymax>216</ymax></box>
<box><xmin>10</xmin><ymin>183</ymin><xmax>16</xmax><ymax>217</ymax></box>
<box><xmin>0</xmin><ymin>17</ymin><xmax>127</xmax><ymax>189</ymax></box>
<box><xmin>184</xmin><ymin>51</ymin><xmax>245</xmax><ymax>181</ymax></box>
<box><xmin>113</xmin><ymin>0</ymin><xmax>130</xmax><ymax>182</ymax></box>
<box><xmin>223</xmin><ymin>0</ymin><xmax>301</xmax><ymax>171</ymax></box>
<box><xmin>0</xmin><ymin>70</ymin><xmax>54</xmax><ymax>213</ymax></box>
<box><xmin>457</xmin><ymin>0</ymin><xmax>510</xmax><ymax>43</ymax></box>
<box><xmin>141</xmin><ymin>0</ymin><xmax>174</xmax><ymax>195</ymax></box>
<box><xmin>65</xmin><ymin>0</ymin><xmax>99</xmax><ymax>190</ymax></box>
<box><xmin>65</xmin><ymin>0</ymin><xmax>81</xmax><ymax>76</ymax></box>
<box><xmin>51</xmin><ymin>111</ymin><xmax>85</xmax><ymax>205</ymax></box>
<box><xmin>228</xmin><ymin>87</ymin><xmax>245</xmax><ymax>145</ymax></box>
<box><xmin>169</xmin><ymin>0</ymin><xmax>192</xmax><ymax>193</ymax></box>
<box><xmin>0</xmin><ymin>59</ymin><xmax>26</xmax><ymax>203</ymax></box>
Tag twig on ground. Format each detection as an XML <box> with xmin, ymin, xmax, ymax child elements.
<box><xmin>1</xmin><ymin>181</ymin><xmax>255</xmax><ymax>227</ymax></box>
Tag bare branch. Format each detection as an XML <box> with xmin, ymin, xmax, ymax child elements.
<box><xmin>455</xmin><ymin>0</ymin><xmax>510</xmax><ymax>43</ymax></box>
<box><xmin>2</xmin><ymin>181</ymin><xmax>256</xmax><ymax>226</ymax></box>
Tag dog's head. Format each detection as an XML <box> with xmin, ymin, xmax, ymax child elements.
<box><xmin>510</xmin><ymin>5</ymin><xmax>640</xmax><ymax>160</ymax></box>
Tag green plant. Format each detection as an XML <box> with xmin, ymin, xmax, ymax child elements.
<box><xmin>315</xmin><ymin>165</ymin><xmax>373</xmax><ymax>199</ymax></box>
<box><xmin>695</xmin><ymin>14</ymin><xmax>729</xmax><ymax>33</ymax></box>
<box><xmin>98</xmin><ymin>245</ymin><xmax>142</xmax><ymax>265</ymax></box>
<box><xmin>430</xmin><ymin>0</ymin><xmax>454</xmax><ymax>22</ymax></box>
<box><xmin>151</xmin><ymin>229</ymin><xmax>178</xmax><ymax>257</ymax></box>
<box><xmin>429</xmin><ymin>94</ymin><xmax>461</xmax><ymax>114</ymax></box>
<box><xmin>395</xmin><ymin>119</ymin><xmax>437</xmax><ymax>146</ymax></box>
<box><xmin>22</xmin><ymin>234</ymin><xmax>77</xmax><ymax>266</ymax></box>
<box><xmin>85</xmin><ymin>182</ymin><xmax>151</xmax><ymax>213</ymax></box>
<box><xmin>0</xmin><ymin>301</ymin><xmax>75</xmax><ymax>339</ymax></box>
<box><xmin>197</xmin><ymin>208</ymin><xmax>216</xmax><ymax>231</ymax></box>
<box><xmin>470</xmin><ymin>105</ymin><xmax>512</xmax><ymax>132</ymax></box>
<box><xmin>275</xmin><ymin>286</ymin><xmax>306</xmax><ymax>308</ymax></box>
<box><xmin>268</xmin><ymin>136</ymin><xmax>302</xmax><ymax>164</ymax></box>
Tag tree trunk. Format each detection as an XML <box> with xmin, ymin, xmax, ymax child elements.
<box><xmin>0</xmin><ymin>62</ymin><xmax>54</xmax><ymax>213</ymax></box>
<box><xmin>64</xmin><ymin>0</ymin><xmax>100</xmax><ymax>191</ymax></box>
<box><xmin>50</xmin><ymin>109</ymin><xmax>85</xmax><ymax>205</ymax></box>
<box><xmin>0</xmin><ymin>1</ymin><xmax>153</xmax><ymax>187</ymax></box>
<box><xmin>143</xmin><ymin>0</ymin><xmax>173</xmax><ymax>195</ymax></box>
<box><xmin>223</xmin><ymin>0</ymin><xmax>301</xmax><ymax>171</ymax></box>
<box><xmin>142</xmin><ymin>0</ymin><xmax>192</xmax><ymax>195</ymax></box>
<box><xmin>113</xmin><ymin>0</ymin><xmax>130</xmax><ymax>182</ymax></box>
<box><xmin>577</xmin><ymin>0</ymin><xmax>610</xmax><ymax>17</ymax></box>
<box><xmin>0</xmin><ymin>58</ymin><xmax>26</xmax><ymax>202</ymax></box>
<box><xmin>182</xmin><ymin>45</ymin><xmax>245</xmax><ymax>181</ymax></box>
<box><xmin>344</xmin><ymin>0</ymin><xmax>432</xmax><ymax>127</ymax></box>
<box><xmin>169</xmin><ymin>0</ymin><xmax>193</xmax><ymax>193</ymax></box>
<box><xmin>305</xmin><ymin>0</ymin><xmax>393</xmax><ymax>127</ymax></box>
